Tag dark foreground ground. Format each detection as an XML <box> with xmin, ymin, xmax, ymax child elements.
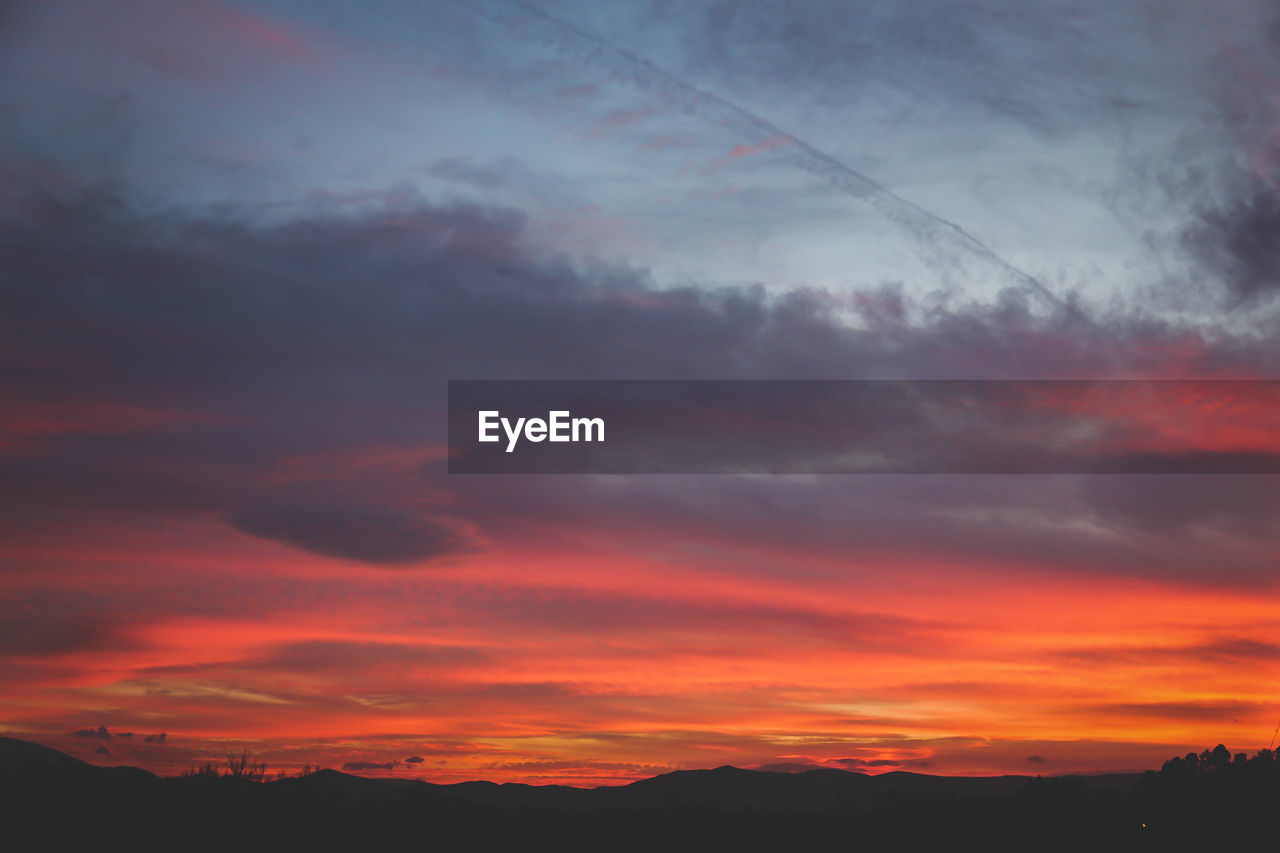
<box><xmin>2</xmin><ymin>737</ymin><xmax>1276</xmax><ymax>850</ymax></box>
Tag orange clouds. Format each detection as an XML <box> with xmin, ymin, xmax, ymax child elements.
<box><xmin>4</xmin><ymin>518</ymin><xmax>1278</xmax><ymax>784</ymax></box>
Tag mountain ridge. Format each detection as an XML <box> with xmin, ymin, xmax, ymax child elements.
<box><xmin>0</xmin><ymin>735</ymin><xmax>1136</xmax><ymax>813</ymax></box>
<box><xmin>3</xmin><ymin>736</ymin><xmax>1273</xmax><ymax>847</ymax></box>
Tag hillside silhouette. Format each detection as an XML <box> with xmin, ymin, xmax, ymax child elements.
<box><xmin>2</xmin><ymin>737</ymin><xmax>1277</xmax><ymax>849</ymax></box>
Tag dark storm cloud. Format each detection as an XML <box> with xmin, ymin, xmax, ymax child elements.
<box><xmin>1163</xmin><ymin>3</ymin><xmax>1280</xmax><ymax>306</ymax></box>
<box><xmin>0</xmin><ymin>180</ymin><xmax>1255</xmax><ymax>412</ymax></box>
<box><xmin>225</xmin><ymin>504</ymin><xmax>471</xmax><ymax>565</ymax></box>
<box><xmin>2</xmin><ymin>176</ymin><xmax>1279</xmax><ymax>585</ymax></box>
<box><xmin>1183</xmin><ymin>188</ymin><xmax>1280</xmax><ymax>303</ymax></box>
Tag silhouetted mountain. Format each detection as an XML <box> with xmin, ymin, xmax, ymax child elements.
<box><xmin>607</xmin><ymin>764</ymin><xmax>1029</xmax><ymax>811</ymax></box>
<box><xmin>0</xmin><ymin>735</ymin><xmax>156</xmax><ymax>787</ymax></box>
<box><xmin>3</xmin><ymin>736</ymin><xmax>1276</xmax><ymax>850</ymax></box>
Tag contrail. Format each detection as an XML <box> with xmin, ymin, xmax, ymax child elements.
<box><xmin>461</xmin><ymin>0</ymin><xmax>1072</xmax><ymax>313</ymax></box>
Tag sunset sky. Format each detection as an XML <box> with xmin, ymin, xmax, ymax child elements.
<box><xmin>2</xmin><ymin>0</ymin><xmax>1279</xmax><ymax>785</ymax></box>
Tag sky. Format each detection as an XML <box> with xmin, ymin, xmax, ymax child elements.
<box><xmin>1</xmin><ymin>0</ymin><xmax>1279</xmax><ymax>785</ymax></box>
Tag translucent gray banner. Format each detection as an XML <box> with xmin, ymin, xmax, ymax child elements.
<box><xmin>447</xmin><ymin>380</ymin><xmax>1280</xmax><ymax>474</ymax></box>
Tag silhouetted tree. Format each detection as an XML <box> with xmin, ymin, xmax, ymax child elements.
<box><xmin>183</xmin><ymin>760</ymin><xmax>219</xmax><ymax>778</ymax></box>
<box><xmin>224</xmin><ymin>750</ymin><xmax>267</xmax><ymax>782</ymax></box>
